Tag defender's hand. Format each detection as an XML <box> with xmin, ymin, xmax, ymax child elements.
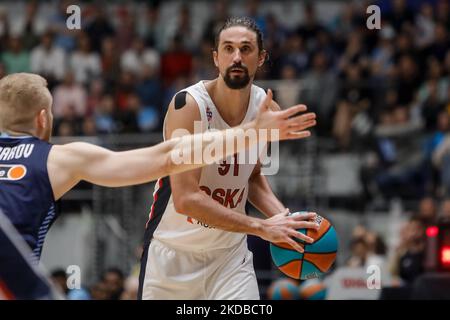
<box><xmin>253</xmin><ymin>89</ymin><xmax>317</xmax><ymax>141</ymax></box>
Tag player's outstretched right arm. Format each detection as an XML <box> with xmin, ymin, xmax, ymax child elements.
<box><xmin>47</xmin><ymin>89</ymin><xmax>315</xmax><ymax>201</ymax></box>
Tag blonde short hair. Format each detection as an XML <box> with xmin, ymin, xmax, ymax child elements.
<box><xmin>0</xmin><ymin>73</ymin><xmax>52</xmax><ymax>131</ymax></box>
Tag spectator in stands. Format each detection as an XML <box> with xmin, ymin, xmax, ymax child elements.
<box><xmin>50</xmin><ymin>268</ymin><xmax>91</xmax><ymax>299</ymax></box>
<box><xmin>121</xmin><ymin>38</ymin><xmax>160</xmax><ymax>76</ymax></box>
<box><xmin>86</xmin><ymin>78</ymin><xmax>105</xmax><ymax>116</ymax></box>
<box><xmin>90</xmin><ymin>281</ymin><xmax>109</xmax><ymax>300</ymax></box>
<box><xmin>394</xmin><ymin>54</ymin><xmax>421</xmax><ymax>109</ymax></box>
<box><xmin>115</xmin><ymin>93</ymin><xmax>140</xmax><ymax>133</ymax></box>
<box><xmin>281</xmin><ymin>34</ymin><xmax>309</xmax><ymax>75</ymax></box>
<box><xmin>191</xmin><ymin>39</ymin><xmax>219</xmax><ymax>82</ymax></box>
<box><xmin>300</xmin><ymin>51</ymin><xmax>338</xmax><ymax>133</ymax></box>
<box><xmin>262</xmin><ymin>13</ymin><xmax>287</xmax><ymax>79</ymax></box>
<box><xmin>417</xmin><ymin>196</ymin><xmax>438</xmax><ymax>226</ymax></box>
<box><xmin>439</xmin><ymin>198</ymin><xmax>450</xmax><ymax>220</ymax></box>
<box><xmin>416</xmin><ymin>58</ymin><xmax>448</xmax><ymax>131</ymax></box>
<box><xmin>49</xmin><ymin>0</ymin><xmax>78</xmax><ymax>52</ymax></box>
<box><xmin>0</xmin><ymin>9</ymin><xmax>9</xmax><ymax>52</ymax></box>
<box><xmin>365</xmin><ymin>231</ymin><xmax>387</xmax><ymax>268</ymax></box>
<box><xmin>160</xmin><ymin>33</ymin><xmax>193</xmax><ymax>86</ymax></box>
<box><xmin>245</xmin><ymin>0</ymin><xmax>266</xmax><ymax>36</ymax></box>
<box><xmin>94</xmin><ymin>94</ymin><xmax>117</xmax><ymax>134</ymax></box>
<box><xmin>84</xmin><ymin>4</ymin><xmax>116</xmax><ymax>53</ymax></box>
<box><xmin>81</xmin><ymin>117</ymin><xmax>97</xmax><ymax>136</ymax></box>
<box><xmin>161</xmin><ymin>4</ymin><xmax>200</xmax><ymax>53</ymax></box>
<box><xmin>138</xmin><ymin>2</ymin><xmax>165</xmax><ymax>51</ymax></box>
<box><xmin>52</xmin><ymin>71</ymin><xmax>88</xmax><ymax>120</ymax></box>
<box><xmin>115</xmin><ymin>71</ymin><xmax>136</xmax><ymax>111</ymax></box>
<box><xmin>120</xmin><ymin>276</ymin><xmax>139</xmax><ymax>300</ymax></box>
<box><xmin>69</xmin><ymin>33</ymin><xmax>101</xmax><ymax>85</ymax></box>
<box><xmin>102</xmin><ymin>268</ymin><xmax>125</xmax><ymax>300</ymax></box>
<box><xmin>1</xmin><ymin>36</ymin><xmax>30</xmax><ymax>74</ymax></box>
<box><xmin>50</xmin><ymin>269</ymin><xmax>69</xmax><ymax>298</ymax></box>
<box><xmin>0</xmin><ymin>63</ymin><xmax>6</xmax><ymax>80</ymax></box>
<box><xmin>333</xmin><ymin>64</ymin><xmax>372</xmax><ymax>149</ymax></box>
<box><xmin>275</xmin><ymin>64</ymin><xmax>300</xmax><ymax>108</ymax></box>
<box><xmin>296</xmin><ymin>2</ymin><xmax>324</xmax><ymax>52</ymax></box>
<box><xmin>390</xmin><ymin>216</ymin><xmax>426</xmax><ymax>285</ymax></box>
<box><xmin>386</xmin><ymin>0</ymin><xmax>415</xmax><ymax>33</ymax></box>
<box><xmin>414</xmin><ymin>2</ymin><xmax>436</xmax><ymax>50</ymax></box>
<box><xmin>370</xmin><ymin>29</ymin><xmax>395</xmax><ymax>80</ymax></box>
<box><xmin>136</xmin><ymin>64</ymin><xmax>163</xmax><ymax>113</ymax></box>
<box><xmin>30</xmin><ymin>31</ymin><xmax>66</xmax><ymax>86</ymax></box>
<box><xmin>425</xmin><ymin>23</ymin><xmax>449</xmax><ymax>63</ymax></box>
<box><xmin>100</xmin><ymin>37</ymin><xmax>121</xmax><ymax>85</ymax></box>
<box><xmin>436</xmin><ymin>0</ymin><xmax>450</xmax><ymax>30</ymax></box>
<box><xmin>21</xmin><ymin>1</ymin><xmax>40</xmax><ymax>50</ymax></box>
<box><xmin>347</xmin><ymin>237</ymin><xmax>368</xmax><ymax>268</ymax></box>
<box><xmin>115</xmin><ymin>6</ymin><xmax>137</xmax><ymax>53</ymax></box>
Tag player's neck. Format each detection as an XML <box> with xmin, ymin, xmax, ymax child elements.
<box><xmin>2</xmin><ymin>127</ymin><xmax>37</xmax><ymax>138</ymax></box>
<box><xmin>209</xmin><ymin>78</ymin><xmax>252</xmax><ymax>127</ymax></box>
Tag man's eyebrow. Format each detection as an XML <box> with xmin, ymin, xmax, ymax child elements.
<box><xmin>221</xmin><ymin>40</ymin><xmax>255</xmax><ymax>45</ymax></box>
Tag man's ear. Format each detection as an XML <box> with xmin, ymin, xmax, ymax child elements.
<box><xmin>258</xmin><ymin>50</ymin><xmax>267</xmax><ymax>67</ymax></box>
<box><xmin>37</xmin><ymin>109</ymin><xmax>48</xmax><ymax>130</ymax></box>
<box><xmin>213</xmin><ymin>50</ymin><xmax>219</xmax><ymax>68</ymax></box>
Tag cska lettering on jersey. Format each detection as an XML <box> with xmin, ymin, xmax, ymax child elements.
<box><xmin>185</xmin><ymin>186</ymin><xmax>246</xmax><ymax>229</ymax></box>
<box><xmin>0</xmin><ymin>144</ymin><xmax>34</xmax><ymax>161</ymax></box>
<box><xmin>200</xmin><ymin>186</ymin><xmax>246</xmax><ymax>209</ymax></box>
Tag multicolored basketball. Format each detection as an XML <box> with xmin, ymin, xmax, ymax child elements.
<box><xmin>299</xmin><ymin>278</ymin><xmax>327</xmax><ymax>300</ymax></box>
<box><xmin>266</xmin><ymin>278</ymin><xmax>300</xmax><ymax>300</ymax></box>
<box><xmin>270</xmin><ymin>212</ymin><xmax>338</xmax><ymax>280</ymax></box>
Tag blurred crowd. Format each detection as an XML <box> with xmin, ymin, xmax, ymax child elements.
<box><xmin>50</xmin><ymin>245</ymin><xmax>143</xmax><ymax>300</ymax></box>
<box><xmin>1</xmin><ymin>0</ymin><xmax>450</xmax><ymax>298</ymax></box>
<box><xmin>0</xmin><ymin>0</ymin><xmax>449</xmax><ymax>202</ymax></box>
<box><xmin>50</xmin><ymin>266</ymin><xmax>138</xmax><ymax>300</ymax></box>
<box><xmin>345</xmin><ymin>195</ymin><xmax>450</xmax><ymax>289</ymax></box>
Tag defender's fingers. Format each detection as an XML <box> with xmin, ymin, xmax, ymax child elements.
<box><xmin>279</xmin><ymin>104</ymin><xmax>307</xmax><ymax>118</ymax></box>
<box><xmin>260</xmin><ymin>89</ymin><xmax>273</xmax><ymax>111</ymax></box>
<box><xmin>285</xmin><ymin>131</ymin><xmax>311</xmax><ymax>140</ymax></box>
<box><xmin>285</xmin><ymin>112</ymin><xmax>316</xmax><ymax>126</ymax></box>
<box><xmin>288</xmin><ymin>120</ymin><xmax>317</xmax><ymax>131</ymax></box>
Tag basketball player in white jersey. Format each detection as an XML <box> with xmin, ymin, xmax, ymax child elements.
<box><xmin>138</xmin><ymin>17</ymin><xmax>319</xmax><ymax>300</ymax></box>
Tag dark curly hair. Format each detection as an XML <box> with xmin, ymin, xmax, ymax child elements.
<box><xmin>214</xmin><ymin>17</ymin><xmax>264</xmax><ymax>52</ymax></box>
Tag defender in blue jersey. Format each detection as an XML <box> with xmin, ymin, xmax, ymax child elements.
<box><xmin>0</xmin><ymin>73</ymin><xmax>314</xmax><ymax>298</ymax></box>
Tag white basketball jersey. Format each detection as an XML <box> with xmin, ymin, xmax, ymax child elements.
<box><xmin>145</xmin><ymin>80</ymin><xmax>267</xmax><ymax>251</ymax></box>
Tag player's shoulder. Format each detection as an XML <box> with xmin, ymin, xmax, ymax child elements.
<box><xmin>165</xmin><ymin>84</ymin><xmax>204</xmax><ymax>136</ymax></box>
<box><xmin>167</xmin><ymin>82</ymin><xmax>203</xmax><ymax>122</ymax></box>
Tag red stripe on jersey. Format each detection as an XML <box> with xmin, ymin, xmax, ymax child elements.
<box><xmin>145</xmin><ymin>178</ymin><xmax>164</xmax><ymax>229</ymax></box>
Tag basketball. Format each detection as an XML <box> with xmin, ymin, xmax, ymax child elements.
<box><xmin>270</xmin><ymin>212</ymin><xmax>338</xmax><ymax>280</ymax></box>
<box><xmin>266</xmin><ymin>278</ymin><xmax>300</xmax><ymax>300</ymax></box>
<box><xmin>299</xmin><ymin>278</ymin><xmax>327</xmax><ymax>300</ymax></box>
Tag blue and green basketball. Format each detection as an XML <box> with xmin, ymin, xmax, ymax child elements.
<box><xmin>299</xmin><ymin>278</ymin><xmax>327</xmax><ymax>300</ymax></box>
<box><xmin>266</xmin><ymin>278</ymin><xmax>300</xmax><ymax>300</ymax></box>
<box><xmin>270</xmin><ymin>212</ymin><xmax>338</xmax><ymax>280</ymax></box>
